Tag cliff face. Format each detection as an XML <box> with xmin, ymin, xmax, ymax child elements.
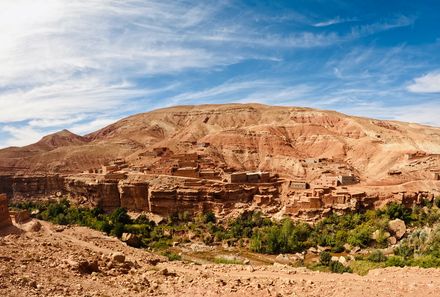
<box><xmin>149</xmin><ymin>184</ymin><xmax>273</xmax><ymax>216</ymax></box>
<box><xmin>3</xmin><ymin>175</ymin><xmax>281</xmax><ymax>216</ymax></box>
<box><xmin>0</xmin><ymin>193</ymin><xmax>12</xmax><ymax>229</ymax></box>
<box><xmin>0</xmin><ymin>176</ymin><xmax>13</xmax><ymax>197</ymax></box>
<box><xmin>119</xmin><ymin>181</ymin><xmax>149</xmax><ymax>211</ymax></box>
<box><xmin>12</xmin><ymin>175</ymin><xmax>65</xmax><ymax>199</ymax></box>
<box><xmin>0</xmin><ymin>175</ymin><xmax>64</xmax><ymax>199</ymax></box>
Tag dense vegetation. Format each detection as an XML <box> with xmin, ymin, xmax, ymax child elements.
<box><xmin>10</xmin><ymin>197</ymin><xmax>440</xmax><ymax>272</ymax></box>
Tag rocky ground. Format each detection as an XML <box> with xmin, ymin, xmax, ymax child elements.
<box><xmin>1</xmin><ymin>219</ymin><xmax>440</xmax><ymax>297</ymax></box>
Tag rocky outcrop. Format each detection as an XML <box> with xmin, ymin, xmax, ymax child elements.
<box><xmin>0</xmin><ymin>175</ymin><xmax>13</xmax><ymax>197</ymax></box>
<box><xmin>149</xmin><ymin>184</ymin><xmax>261</xmax><ymax>216</ymax></box>
<box><xmin>0</xmin><ymin>193</ymin><xmax>12</xmax><ymax>229</ymax></box>
<box><xmin>118</xmin><ymin>181</ymin><xmax>149</xmax><ymax>211</ymax></box>
<box><xmin>64</xmin><ymin>178</ymin><xmax>121</xmax><ymax>210</ymax></box>
<box><xmin>11</xmin><ymin>175</ymin><xmax>65</xmax><ymax>199</ymax></box>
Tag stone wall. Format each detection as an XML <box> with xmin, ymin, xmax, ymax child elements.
<box><xmin>0</xmin><ymin>193</ymin><xmax>12</xmax><ymax>229</ymax></box>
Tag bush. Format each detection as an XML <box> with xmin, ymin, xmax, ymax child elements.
<box><xmin>319</xmin><ymin>251</ymin><xmax>331</xmax><ymax>266</ymax></box>
<box><xmin>109</xmin><ymin>208</ymin><xmax>132</xmax><ymax>225</ymax></box>
<box><xmin>394</xmin><ymin>241</ymin><xmax>414</xmax><ymax>258</ymax></box>
<box><xmin>434</xmin><ymin>197</ymin><xmax>440</xmax><ymax>208</ymax></box>
<box><xmin>203</xmin><ymin>211</ymin><xmax>217</xmax><ymax>224</ymax></box>
<box><xmin>111</xmin><ymin>222</ymin><xmax>125</xmax><ymax>238</ymax></box>
<box><xmin>409</xmin><ymin>255</ymin><xmax>440</xmax><ymax>268</ymax></box>
<box><xmin>347</xmin><ymin>224</ymin><xmax>372</xmax><ymax>248</ymax></box>
<box><xmin>384</xmin><ymin>203</ymin><xmax>411</xmax><ymax>223</ymax></box>
<box><xmin>368</xmin><ymin>250</ymin><xmax>387</xmax><ymax>262</ymax></box>
<box><xmin>162</xmin><ymin>251</ymin><xmax>182</xmax><ymax>261</ymax></box>
<box><xmin>386</xmin><ymin>256</ymin><xmax>406</xmax><ymax>267</ymax></box>
<box><xmin>329</xmin><ymin>261</ymin><xmax>351</xmax><ymax>273</ymax></box>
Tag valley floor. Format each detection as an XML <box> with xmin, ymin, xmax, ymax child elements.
<box><xmin>1</xmin><ymin>220</ymin><xmax>440</xmax><ymax>297</ymax></box>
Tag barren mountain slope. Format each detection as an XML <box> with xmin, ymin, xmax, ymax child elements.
<box><xmin>1</xmin><ymin>103</ymin><xmax>440</xmax><ymax>183</ymax></box>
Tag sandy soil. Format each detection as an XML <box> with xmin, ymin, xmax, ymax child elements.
<box><xmin>1</xmin><ymin>219</ymin><xmax>440</xmax><ymax>297</ymax></box>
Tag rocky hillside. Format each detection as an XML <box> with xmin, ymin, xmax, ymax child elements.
<box><xmin>1</xmin><ymin>104</ymin><xmax>440</xmax><ymax>184</ymax></box>
<box><xmin>1</xmin><ymin>219</ymin><xmax>440</xmax><ymax>297</ymax></box>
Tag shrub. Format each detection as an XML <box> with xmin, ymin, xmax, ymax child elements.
<box><xmin>162</xmin><ymin>251</ymin><xmax>182</xmax><ymax>261</ymax></box>
<box><xmin>384</xmin><ymin>203</ymin><xmax>411</xmax><ymax>223</ymax></box>
<box><xmin>347</xmin><ymin>224</ymin><xmax>372</xmax><ymax>247</ymax></box>
<box><xmin>409</xmin><ymin>255</ymin><xmax>440</xmax><ymax>268</ymax></box>
<box><xmin>329</xmin><ymin>261</ymin><xmax>351</xmax><ymax>273</ymax></box>
<box><xmin>434</xmin><ymin>197</ymin><xmax>440</xmax><ymax>208</ymax></box>
<box><xmin>111</xmin><ymin>222</ymin><xmax>125</xmax><ymax>238</ymax></box>
<box><xmin>319</xmin><ymin>251</ymin><xmax>331</xmax><ymax>266</ymax></box>
<box><xmin>368</xmin><ymin>250</ymin><xmax>386</xmax><ymax>263</ymax></box>
<box><xmin>203</xmin><ymin>211</ymin><xmax>217</xmax><ymax>224</ymax></box>
<box><xmin>394</xmin><ymin>241</ymin><xmax>414</xmax><ymax>258</ymax></box>
<box><xmin>386</xmin><ymin>256</ymin><xmax>406</xmax><ymax>267</ymax></box>
<box><xmin>109</xmin><ymin>208</ymin><xmax>132</xmax><ymax>225</ymax></box>
<box><xmin>426</xmin><ymin>226</ymin><xmax>440</xmax><ymax>257</ymax></box>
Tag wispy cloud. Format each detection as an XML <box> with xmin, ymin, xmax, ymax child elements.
<box><xmin>407</xmin><ymin>71</ymin><xmax>440</xmax><ymax>93</ymax></box>
<box><xmin>313</xmin><ymin>16</ymin><xmax>357</xmax><ymax>27</ymax></box>
<box><xmin>0</xmin><ymin>125</ymin><xmax>47</xmax><ymax>148</ymax></box>
<box><xmin>0</xmin><ymin>1</ymin><xmax>436</xmax><ymax>148</ymax></box>
<box><xmin>348</xmin><ymin>15</ymin><xmax>415</xmax><ymax>38</ymax></box>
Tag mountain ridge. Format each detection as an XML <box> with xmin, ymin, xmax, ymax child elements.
<box><xmin>1</xmin><ymin>103</ymin><xmax>440</xmax><ymax>186</ymax></box>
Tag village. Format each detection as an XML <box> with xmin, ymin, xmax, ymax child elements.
<box><xmin>71</xmin><ymin>147</ymin><xmax>440</xmax><ymax>221</ymax></box>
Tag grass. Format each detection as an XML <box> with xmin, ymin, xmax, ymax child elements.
<box><xmin>213</xmin><ymin>257</ymin><xmax>244</xmax><ymax>265</ymax></box>
<box><xmin>349</xmin><ymin>260</ymin><xmax>386</xmax><ymax>276</ymax></box>
<box><xmin>162</xmin><ymin>251</ymin><xmax>182</xmax><ymax>261</ymax></box>
<box><xmin>306</xmin><ymin>263</ymin><xmax>331</xmax><ymax>273</ymax></box>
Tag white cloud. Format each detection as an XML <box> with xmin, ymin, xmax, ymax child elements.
<box><xmin>70</xmin><ymin>118</ymin><xmax>119</xmax><ymax>135</ymax></box>
<box><xmin>28</xmin><ymin>116</ymin><xmax>87</xmax><ymax>128</ymax></box>
<box><xmin>313</xmin><ymin>17</ymin><xmax>357</xmax><ymax>27</ymax></box>
<box><xmin>0</xmin><ymin>125</ymin><xmax>47</xmax><ymax>148</ymax></box>
<box><xmin>407</xmin><ymin>72</ymin><xmax>440</xmax><ymax>93</ymax></box>
<box><xmin>0</xmin><ymin>1</ymin><xmax>428</xmax><ymax>148</ymax></box>
<box><xmin>336</xmin><ymin>100</ymin><xmax>440</xmax><ymax>127</ymax></box>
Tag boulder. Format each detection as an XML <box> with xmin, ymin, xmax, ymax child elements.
<box><xmin>78</xmin><ymin>260</ymin><xmax>100</xmax><ymax>274</ymax></box>
<box><xmin>388</xmin><ymin>219</ymin><xmax>406</xmax><ymax>239</ymax></box>
<box><xmin>292</xmin><ymin>253</ymin><xmax>305</xmax><ymax>261</ymax></box>
<box><xmin>343</xmin><ymin>243</ymin><xmax>352</xmax><ymax>252</ymax></box>
<box><xmin>23</xmin><ymin>220</ymin><xmax>42</xmax><ymax>232</ymax></box>
<box><xmin>338</xmin><ymin>256</ymin><xmax>349</xmax><ymax>267</ymax></box>
<box><xmin>121</xmin><ymin>233</ymin><xmax>141</xmax><ymax>248</ymax></box>
<box><xmin>350</xmin><ymin>246</ymin><xmax>361</xmax><ymax>254</ymax></box>
<box><xmin>317</xmin><ymin>245</ymin><xmax>331</xmax><ymax>252</ymax></box>
<box><xmin>387</xmin><ymin>236</ymin><xmax>397</xmax><ymax>245</ymax></box>
<box><xmin>307</xmin><ymin>247</ymin><xmax>318</xmax><ymax>254</ymax></box>
<box><xmin>111</xmin><ymin>252</ymin><xmax>126</xmax><ymax>263</ymax></box>
<box><xmin>275</xmin><ymin>254</ymin><xmax>291</xmax><ymax>265</ymax></box>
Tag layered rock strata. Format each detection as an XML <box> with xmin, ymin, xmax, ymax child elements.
<box><xmin>0</xmin><ymin>193</ymin><xmax>12</xmax><ymax>229</ymax></box>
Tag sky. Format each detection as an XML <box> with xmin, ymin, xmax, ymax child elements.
<box><xmin>1</xmin><ymin>0</ymin><xmax>440</xmax><ymax>148</ymax></box>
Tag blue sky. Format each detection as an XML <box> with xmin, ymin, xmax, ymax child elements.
<box><xmin>1</xmin><ymin>0</ymin><xmax>440</xmax><ymax>147</ymax></box>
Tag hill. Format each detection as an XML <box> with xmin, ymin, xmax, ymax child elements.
<box><xmin>1</xmin><ymin>103</ymin><xmax>440</xmax><ymax>185</ymax></box>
